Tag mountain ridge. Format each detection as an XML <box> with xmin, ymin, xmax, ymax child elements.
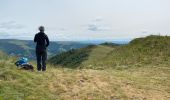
<box><xmin>0</xmin><ymin>36</ymin><xmax>170</xmax><ymax>99</ymax></box>
<box><xmin>48</xmin><ymin>35</ymin><xmax>170</xmax><ymax>69</ymax></box>
<box><xmin>0</xmin><ymin>39</ymin><xmax>90</xmax><ymax>59</ymax></box>
<box><xmin>0</xmin><ymin>35</ymin><xmax>170</xmax><ymax>99</ymax></box>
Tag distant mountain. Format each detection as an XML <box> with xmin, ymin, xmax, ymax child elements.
<box><xmin>0</xmin><ymin>39</ymin><xmax>89</xmax><ymax>59</ymax></box>
<box><xmin>48</xmin><ymin>35</ymin><xmax>170</xmax><ymax>69</ymax></box>
<box><xmin>79</xmin><ymin>40</ymin><xmax>130</xmax><ymax>44</ymax></box>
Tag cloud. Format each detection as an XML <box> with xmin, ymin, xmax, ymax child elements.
<box><xmin>0</xmin><ymin>31</ymin><xmax>33</xmax><ymax>39</ymax></box>
<box><xmin>87</xmin><ymin>24</ymin><xmax>110</xmax><ymax>32</ymax></box>
<box><xmin>87</xmin><ymin>24</ymin><xmax>99</xmax><ymax>31</ymax></box>
<box><xmin>92</xmin><ymin>16</ymin><xmax>103</xmax><ymax>22</ymax></box>
<box><xmin>0</xmin><ymin>21</ymin><xmax>25</xmax><ymax>30</ymax></box>
<box><xmin>87</xmin><ymin>18</ymin><xmax>111</xmax><ymax>32</ymax></box>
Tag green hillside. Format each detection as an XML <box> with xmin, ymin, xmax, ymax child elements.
<box><xmin>49</xmin><ymin>35</ymin><xmax>170</xmax><ymax>69</ymax></box>
<box><xmin>103</xmin><ymin>35</ymin><xmax>170</xmax><ymax>68</ymax></box>
<box><xmin>0</xmin><ymin>50</ymin><xmax>170</xmax><ymax>99</ymax></box>
<box><xmin>0</xmin><ymin>35</ymin><xmax>170</xmax><ymax>99</ymax></box>
<box><xmin>0</xmin><ymin>39</ymin><xmax>89</xmax><ymax>59</ymax></box>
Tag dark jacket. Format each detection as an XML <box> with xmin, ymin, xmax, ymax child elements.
<box><xmin>34</xmin><ymin>32</ymin><xmax>49</xmax><ymax>51</ymax></box>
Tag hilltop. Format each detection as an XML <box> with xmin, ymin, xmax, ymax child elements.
<box><xmin>49</xmin><ymin>35</ymin><xmax>170</xmax><ymax>69</ymax></box>
<box><xmin>0</xmin><ymin>51</ymin><xmax>170</xmax><ymax>99</ymax></box>
<box><xmin>0</xmin><ymin>35</ymin><xmax>170</xmax><ymax>99</ymax></box>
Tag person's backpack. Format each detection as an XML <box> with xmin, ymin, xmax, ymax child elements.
<box><xmin>15</xmin><ymin>57</ymin><xmax>34</xmax><ymax>71</ymax></box>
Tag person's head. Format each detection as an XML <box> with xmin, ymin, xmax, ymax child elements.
<box><xmin>39</xmin><ymin>26</ymin><xmax>45</xmax><ymax>32</ymax></box>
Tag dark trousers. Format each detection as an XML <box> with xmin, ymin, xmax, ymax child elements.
<box><xmin>36</xmin><ymin>50</ymin><xmax>47</xmax><ymax>71</ymax></box>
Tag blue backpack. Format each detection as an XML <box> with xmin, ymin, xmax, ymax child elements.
<box><xmin>14</xmin><ymin>57</ymin><xmax>34</xmax><ymax>71</ymax></box>
<box><xmin>15</xmin><ymin>57</ymin><xmax>28</xmax><ymax>67</ymax></box>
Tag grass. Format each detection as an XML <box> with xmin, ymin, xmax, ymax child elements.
<box><xmin>0</xmin><ymin>55</ymin><xmax>170</xmax><ymax>100</ymax></box>
<box><xmin>49</xmin><ymin>35</ymin><xmax>170</xmax><ymax>69</ymax></box>
<box><xmin>0</xmin><ymin>35</ymin><xmax>170</xmax><ymax>99</ymax></box>
<box><xmin>48</xmin><ymin>45</ymin><xmax>95</xmax><ymax>68</ymax></box>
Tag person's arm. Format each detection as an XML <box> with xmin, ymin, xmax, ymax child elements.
<box><xmin>45</xmin><ymin>35</ymin><xmax>49</xmax><ymax>47</ymax></box>
<box><xmin>34</xmin><ymin>34</ymin><xmax>37</xmax><ymax>42</ymax></box>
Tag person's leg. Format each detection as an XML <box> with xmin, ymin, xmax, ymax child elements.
<box><xmin>36</xmin><ymin>51</ymin><xmax>42</xmax><ymax>71</ymax></box>
<box><xmin>42</xmin><ymin>50</ymin><xmax>47</xmax><ymax>71</ymax></box>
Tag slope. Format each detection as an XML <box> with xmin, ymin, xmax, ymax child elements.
<box><xmin>49</xmin><ymin>35</ymin><xmax>170</xmax><ymax>69</ymax></box>
<box><xmin>0</xmin><ymin>39</ymin><xmax>89</xmax><ymax>59</ymax></box>
<box><xmin>0</xmin><ymin>51</ymin><xmax>170</xmax><ymax>100</ymax></box>
<box><xmin>48</xmin><ymin>44</ymin><xmax>116</xmax><ymax>69</ymax></box>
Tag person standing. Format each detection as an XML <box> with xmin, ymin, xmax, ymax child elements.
<box><xmin>34</xmin><ymin>26</ymin><xmax>49</xmax><ymax>71</ymax></box>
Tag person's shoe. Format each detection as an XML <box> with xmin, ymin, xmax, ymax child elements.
<box><xmin>42</xmin><ymin>69</ymin><xmax>46</xmax><ymax>72</ymax></box>
<box><xmin>37</xmin><ymin>70</ymin><xmax>41</xmax><ymax>72</ymax></box>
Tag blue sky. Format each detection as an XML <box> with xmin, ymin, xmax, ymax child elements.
<box><xmin>0</xmin><ymin>0</ymin><xmax>170</xmax><ymax>41</ymax></box>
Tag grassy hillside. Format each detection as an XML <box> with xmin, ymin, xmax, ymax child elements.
<box><xmin>103</xmin><ymin>35</ymin><xmax>170</xmax><ymax>68</ymax></box>
<box><xmin>48</xmin><ymin>44</ymin><xmax>117</xmax><ymax>69</ymax></box>
<box><xmin>48</xmin><ymin>45</ymin><xmax>96</xmax><ymax>68</ymax></box>
<box><xmin>0</xmin><ymin>35</ymin><xmax>170</xmax><ymax>99</ymax></box>
<box><xmin>49</xmin><ymin>35</ymin><xmax>170</xmax><ymax>69</ymax></box>
<box><xmin>0</xmin><ymin>39</ymin><xmax>89</xmax><ymax>59</ymax></box>
<box><xmin>0</xmin><ymin>51</ymin><xmax>170</xmax><ymax>100</ymax></box>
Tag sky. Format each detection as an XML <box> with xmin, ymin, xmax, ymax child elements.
<box><xmin>0</xmin><ymin>0</ymin><xmax>170</xmax><ymax>41</ymax></box>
